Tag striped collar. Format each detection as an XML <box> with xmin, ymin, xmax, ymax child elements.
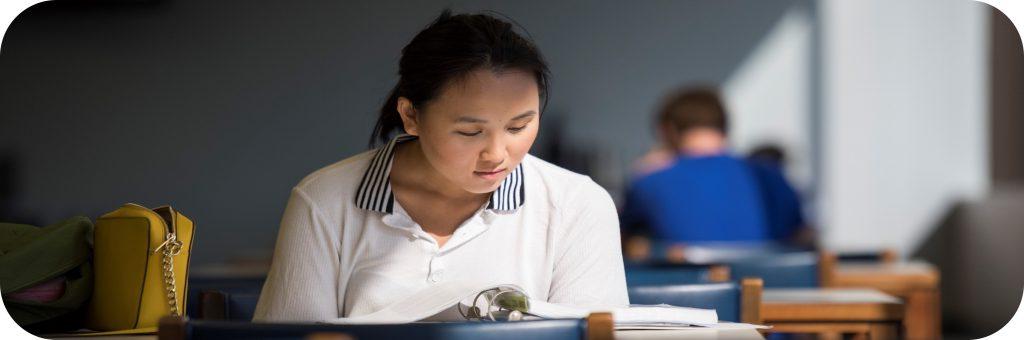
<box><xmin>354</xmin><ymin>134</ymin><xmax>526</xmax><ymax>214</ymax></box>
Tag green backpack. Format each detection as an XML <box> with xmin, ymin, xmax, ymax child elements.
<box><xmin>0</xmin><ymin>216</ymin><xmax>94</xmax><ymax>332</ymax></box>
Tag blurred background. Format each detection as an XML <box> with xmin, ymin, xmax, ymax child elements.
<box><xmin>0</xmin><ymin>0</ymin><xmax>1020</xmax><ymax>337</ymax></box>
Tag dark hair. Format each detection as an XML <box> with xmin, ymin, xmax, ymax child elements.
<box><xmin>748</xmin><ymin>144</ymin><xmax>788</xmax><ymax>166</ymax></box>
<box><xmin>656</xmin><ymin>86</ymin><xmax>728</xmax><ymax>135</ymax></box>
<box><xmin>370</xmin><ymin>10</ymin><xmax>551</xmax><ymax>146</ymax></box>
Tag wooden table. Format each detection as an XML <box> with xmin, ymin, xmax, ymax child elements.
<box><xmin>762</xmin><ymin>288</ymin><xmax>904</xmax><ymax>339</ymax></box>
<box><xmin>50</xmin><ymin>329</ymin><xmax>766</xmax><ymax>340</ymax></box>
<box><xmin>831</xmin><ymin>261</ymin><xmax>940</xmax><ymax>339</ymax></box>
<box><xmin>617</xmin><ymin>328</ymin><xmax>764</xmax><ymax>339</ymax></box>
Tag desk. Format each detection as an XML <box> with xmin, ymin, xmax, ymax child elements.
<box><xmin>831</xmin><ymin>261</ymin><xmax>940</xmax><ymax>339</ymax></box>
<box><xmin>762</xmin><ymin>288</ymin><xmax>904</xmax><ymax>339</ymax></box>
<box><xmin>617</xmin><ymin>328</ymin><xmax>764</xmax><ymax>339</ymax></box>
<box><xmin>48</xmin><ymin>336</ymin><xmax>153</xmax><ymax>339</ymax></box>
<box><xmin>51</xmin><ymin>329</ymin><xmax>766</xmax><ymax>340</ymax></box>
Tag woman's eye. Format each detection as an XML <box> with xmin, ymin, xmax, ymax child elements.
<box><xmin>507</xmin><ymin>126</ymin><xmax>528</xmax><ymax>133</ymax></box>
<box><xmin>457</xmin><ymin>131</ymin><xmax>482</xmax><ymax>137</ymax></box>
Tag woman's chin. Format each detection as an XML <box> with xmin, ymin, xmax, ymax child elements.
<box><xmin>463</xmin><ymin>178</ymin><xmax>506</xmax><ymax>194</ymax></box>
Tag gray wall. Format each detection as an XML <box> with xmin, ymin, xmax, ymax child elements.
<box><xmin>915</xmin><ymin>185</ymin><xmax>1024</xmax><ymax>337</ymax></box>
<box><xmin>0</xmin><ymin>0</ymin><xmax>803</xmax><ymax>265</ymax></box>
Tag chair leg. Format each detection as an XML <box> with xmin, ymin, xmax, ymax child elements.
<box><xmin>158</xmin><ymin>315</ymin><xmax>187</xmax><ymax>340</ymax></box>
<box><xmin>198</xmin><ymin>290</ymin><xmax>228</xmax><ymax>320</ymax></box>
<box><xmin>741</xmin><ymin>277</ymin><xmax>763</xmax><ymax>324</ymax></box>
<box><xmin>586</xmin><ymin>312</ymin><xmax>614</xmax><ymax>340</ymax></box>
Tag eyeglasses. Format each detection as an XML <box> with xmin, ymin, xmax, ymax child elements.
<box><xmin>458</xmin><ymin>286</ymin><xmax>530</xmax><ymax>321</ymax></box>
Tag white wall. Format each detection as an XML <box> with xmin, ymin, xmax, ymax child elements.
<box><xmin>819</xmin><ymin>0</ymin><xmax>989</xmax><ymax>254</ymax></box>
<box><xmin>724</xmin><ymin>5</ymin><xmax>814</xmax><ymax>191</ymax></box>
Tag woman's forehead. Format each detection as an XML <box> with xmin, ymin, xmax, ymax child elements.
<box><xmin>428</xmin><ymin>69</ymin><xmax>540</xmax><ymax>122</ymax></box>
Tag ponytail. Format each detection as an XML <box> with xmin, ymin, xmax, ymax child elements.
<box><xmin>369</xmin><ymin>84</ymin><xmax>405</xmax><ymax>147</ymax></box>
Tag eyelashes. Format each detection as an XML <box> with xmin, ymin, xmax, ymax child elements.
<box><xmin>456</xmin><ymin>126</ymin><xmax>528</xmax><ymax>137</ymax></box>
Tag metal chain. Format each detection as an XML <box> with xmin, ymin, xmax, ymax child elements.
<box><xmin>155</xmin><ymin>233</ymin><xmax>183</xmax><ymax>316</ymax></box>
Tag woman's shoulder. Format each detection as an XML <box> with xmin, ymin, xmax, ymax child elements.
<box><xmin>523</xmin><ymin>154</ymin><xmax>613</xmax><ymax>209</ymax></box>
<box><xmin>523</xmin><ymin>154</ymin><xmax>590</xmax><ymax>183</ymax></box>
<box><xmin>292</xmin><ymin>149</ymin><xmax>377</xmax><ymax>200</ymax></box>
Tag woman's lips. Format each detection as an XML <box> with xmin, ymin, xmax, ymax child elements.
<box><xmin>473</xmin><ymin>168</ymin><xmax>506</xmax><ymax>181</ymax></box>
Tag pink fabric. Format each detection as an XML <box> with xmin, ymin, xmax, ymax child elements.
<box><xmin>7</xmin><ymin>276</ymin><xmax>66</xmax><ymax>303</ymax></box>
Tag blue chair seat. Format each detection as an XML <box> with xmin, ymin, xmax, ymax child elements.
<box><xmin>626</xmin><ymin>278</ymin><xmax>762</xmax><ymax>323</ymax></box>
<box><xmin>625</xmin><ymin>263</ymin><xmax>729</xmax><ymax>286</ymax></box>
<box><xmin>728</xmin><ymin>251</ymin><xmax>820</xmax><ymax>288</ymax></box>
<box><xmin>628</xmin><ymin>282</ymin><xmax>740</xmax><ymax>322</ymax></box>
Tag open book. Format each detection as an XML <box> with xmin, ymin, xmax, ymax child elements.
<box><xmin>323</xmin><ymin>280</ymin><xmax>765</xmax><ymax>330</ymax></box>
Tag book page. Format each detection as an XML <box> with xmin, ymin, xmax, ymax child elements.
<box><xmin>323</xmin><ymin>280</ymin><xmax>522</xmax><ymax>324</ymax></box>
<box><xmin>527</xmin><ymin>300</ymin><xmax>719</xmax><ymax>327</ymax></box>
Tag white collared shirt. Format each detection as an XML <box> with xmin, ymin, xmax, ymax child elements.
<box><xmin>253</xmin><ymin>135</ymin><xmax>629</xmax><ymax>322</ymax></box>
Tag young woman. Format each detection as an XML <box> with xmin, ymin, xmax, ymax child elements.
<box><xmin>253</xmin><ymin>10</ymin><xmax>627</xmax><ymax>322</ymax></box>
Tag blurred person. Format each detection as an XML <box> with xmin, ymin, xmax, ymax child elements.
<box><xmin>621</xmin><ymin>87</ymin><xmax>769</xmax><ymax>260</ymax></box>
<box><xmin>747</xmin><ymin>144</ymin><xmax>786</xmax><ymax>166</ymax></box>
<box><xmin>747</xmin><ymin>144</ymin><xmax>816</xmax><ymax>248</ymax></box>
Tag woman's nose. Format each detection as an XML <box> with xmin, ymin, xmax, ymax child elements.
<box><xmin>480</xmin><ymin>135</ymin><xmax>507</xmax><ymax>164</ymax></box>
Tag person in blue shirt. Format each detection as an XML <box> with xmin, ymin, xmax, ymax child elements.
<box><xmin>622</xmin><ymin>87</ymin><xmax>806</xmax><ymax>260</ymax></box>
<box><xmin>747</xmin><ymin>145</ymin><xmax>815</xmax><ymax>248</ymax></box>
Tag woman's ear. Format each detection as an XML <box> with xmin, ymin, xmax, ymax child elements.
<box><xmin>396</xmin><ymin>97</ymin><xmax>419</xmax><ymax>136</ymax></box>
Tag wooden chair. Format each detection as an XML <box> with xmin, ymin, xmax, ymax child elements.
<box><xmin>761</xmin><ymin>288</ymin><xmax>904</xmax><ymax>340</ymax></box>
<box><xmin>828</xmin><ymin>254</ymin><xmax>940</xmax><ymax>339</ymax></box>
<box><xmin>819</xmin><ymin>251</ymin><xmax>837</xmax><ymax>287</ymax></box>
<box><xmin>762</xmin><ymin>252</ymin><xmax>910</xmax><ymax>339</ymax></box>
<box><xmin>158</xmin><ymin>313</ymin><xmax>614</xmax><ymax>340</ymax></box>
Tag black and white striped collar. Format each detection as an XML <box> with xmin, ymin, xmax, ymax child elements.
<box><xmin>354</xmin><ymin>134</ymin><xmax>526</xmax><ymax>214</ymax></box>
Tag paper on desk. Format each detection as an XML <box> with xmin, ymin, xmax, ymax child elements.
<box><xmin>703</xmin><ymin>322</ymin><xmax>772</xmax><ymax>330</ymax></box>
<box><xmin>528</xmin><ymin>300</ymin><xmax>720</xmax><ymax>328</ymax></box>
<box><xmin>322</xmin><ymin>279</ymin><xmax>766</xmax><ymax>330</ymax></box>
<box><xmin>615</xmin><ymin>323</ymin><xmax>770</xmax><ymax>330</ymax></box>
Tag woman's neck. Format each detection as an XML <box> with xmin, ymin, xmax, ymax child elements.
<box><xmin>392</xmin><ymin>140</ymin><xmax>488</xmax><ymax>203</ymax></box>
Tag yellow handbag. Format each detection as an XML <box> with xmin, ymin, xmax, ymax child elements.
<box><xmin>85</xmin><ymin>203</ymin><xmax>195</xmax><ymax>334</ymax></box>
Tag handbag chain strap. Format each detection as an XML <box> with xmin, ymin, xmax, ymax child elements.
<box><xmin>155</xmin><ymin>233</ymin><xmax>184</xmax><ymax>316</ymax></box>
